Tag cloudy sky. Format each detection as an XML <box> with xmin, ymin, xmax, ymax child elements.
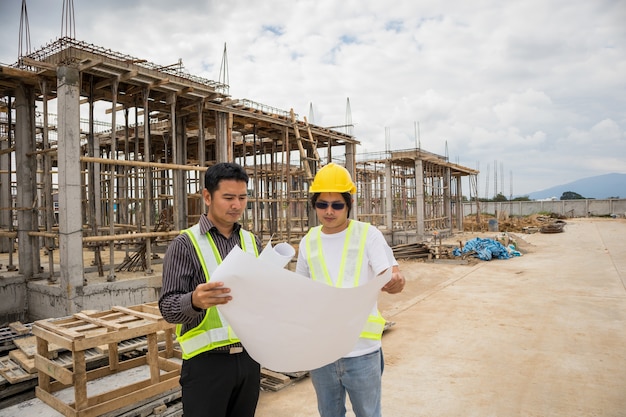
<box><xmin>1</xmin><ymin>0</ymin><xmax>624</xmax><ymax>196</ymax></box>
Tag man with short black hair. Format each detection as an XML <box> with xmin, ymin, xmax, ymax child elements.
<box><xmin>159</xmin><ymin>162</ymin><xmax>261</xmax><ymax>417</ymax></box>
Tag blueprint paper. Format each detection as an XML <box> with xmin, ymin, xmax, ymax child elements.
<box><xmin>213</xmin><ymin>245</ymin><xmax>391</xmax><ymax>372</ymax></box>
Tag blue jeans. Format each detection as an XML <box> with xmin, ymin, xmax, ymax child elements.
<box><xmin>310</xmin><ymin>349</ymin><xmax>384</xmax><ymax>417</ymax></box>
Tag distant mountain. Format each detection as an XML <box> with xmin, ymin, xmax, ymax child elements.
<box><xmin>526</xmin><ymin>173</ymin><xmax>626</xmax><ymax>200</ymax></box>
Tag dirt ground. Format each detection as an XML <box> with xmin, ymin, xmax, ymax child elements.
<box><xmin>255</xmin><ymin>217</ymin><xmax>626</xmax><ymax>417</ymax></box>
<box><xmin>2</xmin><ymin>218</ymin><xmax>625</xmax><ymax>416</ymax></box>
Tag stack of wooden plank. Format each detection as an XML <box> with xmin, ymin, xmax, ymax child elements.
<box><xmin>260</xmin><ymin>368</ymin><xmax>308</xmax><ymax>391</ymax></box>
<box><xmin>0</xmin><ymin>321</ymin><xmax>41</xmax><ymax>408</ymax></box>
<box><xmin>391</xmin><ymin>243</ymin><xmax>431</xmax><ymax>259</ymax></box>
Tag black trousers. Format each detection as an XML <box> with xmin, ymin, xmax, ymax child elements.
<box><xmin>180</xmin><ymin>349</ymin><xmax>260</xmax><ymax>417</ymax></box>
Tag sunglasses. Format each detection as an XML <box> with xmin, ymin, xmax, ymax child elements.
<box><xmin>315</xmin><ymin>201</ymin><xmax>346</xmax><ymax>210</ymax></box>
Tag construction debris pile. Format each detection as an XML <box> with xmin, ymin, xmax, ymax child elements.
<box><xmin>463</xmin><ymin>213</ymin><xmax>568</xmax><ymax>233</ymax></box>
<box><xmin>391</xmin><ymin>230</ymin><xmax>529</xmax><ymax>263</ymax></box>
<box><xmin>0</xmin><ymin>322</ymin><xmax>37</xmax><ymax>408</ymax></box>
<box><xmin>538</xmin><ymin>219</ymin><xmax>567</xmax><ymax>234</ymax></box>
<box><xmin>452</xmin><ymin>237</ymin><xmax>521</xmax><ymax>261</ymax></box>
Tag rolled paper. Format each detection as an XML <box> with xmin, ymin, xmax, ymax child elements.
<box><xmin>258</xmin><ymin>240</ymin><xmax>295</xmax><ymax>269</ymax></box>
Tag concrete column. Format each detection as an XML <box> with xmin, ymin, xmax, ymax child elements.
<box><xmin>414</xmin><ymin>159</ymin><xmax>425</xmax><ymax>237</ymax></box>
<box><xmin>304</xmin><ymin>136</ymin><xmax>318</xmax><ymax>226</ymax></box>
<box><xmin>344</xmin><ymin>143</ymin><xmax>356</xmax><ymax>179</ymax></box>
<box><xmin>327</xmin><ymin>140</ymin><xmax>332</xmax><ymax>164</ymax></box>
<box><xmin>107</xmin><ymin>80</ymin><xmax>118</xmax><ymax>282</ymax></box>
<box><xmin>87</xmin><ymin>77</ymin><xmax>101</xmax><ymax>252</ymax></box>
<box><xmin>169</xmin><ymin>93</ymin><xmax>185</xmax><ymax>230</ymax></box>
<box><xmin>227</xmin><ymin>113</ymin><xmax>234</xmax><ymax>162</ymax></box>
<box><xmin>14</xmin><ymin>84</ymin><xmax>40</xmax><ymax>279</ymax></box>
<box><xmin>142</xmin><ymin>89</ymin><xmax>153</xmax><ymax>274</ymax></box>
<box><xmin>41</xmin><ymin>79</ymin><xmax>56</xmax><ymax>282</ymax></box>
<box><xmin>215</xmin><ymin>111</ymin><xmax>228</xmax><ymax>162</ymax></box>
<box><xmin>444</xmin><ymin>167</ymin><xmax>452</xmax><ymax>232</ymax></box>
<box><xmin>284</xmin><ymin>127</ymin><xmax>294</xmax><ymax>234</ymax></box>
<box><xmin>362</xmin><ymin>171</ymin><xmax>372</xmax><ymax>223</ymax></box>
<box><xmin>36</xmin><ymin>149</ymin><xmax>44</xmax><ymax>238</ymax></box>
<box><xmin>252</xmin><ymin>125</ymin><xmax>260</xmax><ymax>232</ymax></box>
<box><xmin>455</xmin><ymin>177</ymin><xmax>463</xmax><ymax>231</ymax></box>
<box><xmin>385</xmin><ymin>161</ymin><xmax>393</xmax><ymax>231</ymax></box>
<box><xmin>178</xmin><ymin>117</ymin><xmax>188</xmax><ymax>227</ymax></box>
<box><xmin>56</xmin><ymin>65</ymin><xmax>85</xmax><ymax>312</ymax></box>
<box><xmin>197</xmin><ymin>101</ymin><xmax>206</xmax><ymax>199</ymax></box>
<box><xmin>120</xmin><ymin>108</ymin><xmax>129</xmax><ymax>229</ymax></box>
<box><xmin>345</xmin><ymin>143</ymin><xmax>357</xmax><ymax>220</ymax></box>
<box><xmin>0</xmin><ymin>96</ymin><xmax>11</xmax><ymax>253</ymax></box>
<box><xmin>133</xmin><ymin>106</ymin><xmax>140</xmax><ymax>227</ymax></box>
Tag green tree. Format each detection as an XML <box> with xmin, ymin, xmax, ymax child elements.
<box><xmin>493</xmin><ymin>193</ymin><xmax>508</xmax><ymax>202</ymax></box>
<box><xmin>560</xmin><ymin>191</ymin><xmax>585</xmax><ymax>200</ymax></box>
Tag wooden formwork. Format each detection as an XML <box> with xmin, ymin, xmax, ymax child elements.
<box><xmin>32</xmin><ymin>303</ymin><xmax>181</xmax><ymax>417</ymax></box>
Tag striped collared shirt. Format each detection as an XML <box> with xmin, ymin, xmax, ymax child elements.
<box><xmin>158</xmin><ymin>214</ymin><xmax>261</xmax><ymax>335</ymax></box>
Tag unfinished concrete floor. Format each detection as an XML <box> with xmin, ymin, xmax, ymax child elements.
<box><xmin>255</xmin><ymin>218</ymin><xmax>626</xmax><ymax>417</ymax></box>
<box><xmin>1</xmin><ymin>218</ymin><xmax>625</xmax><ymax>416</ymax></box>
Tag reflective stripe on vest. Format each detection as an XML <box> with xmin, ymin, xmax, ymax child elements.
<box><xmin>304</xmin><ymin>220</ymin><xmax>386</xmax><ymax>340</ymax></box>
<box><xmin>176</xmin><ymin>224</ymin><xmax>258</xmax><ymax>359</ymax></box>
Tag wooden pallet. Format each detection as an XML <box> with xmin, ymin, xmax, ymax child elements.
<box><xmin>13</xmin><ymin>335</ymin><xmax>63</xmax><ymax>358</ymax></box>
<box><xmin>102</xmin><ymin>387</ymin><xmax>182</xmax><ymax>417</ymax></box>
<box><xmin>0</xmin><ymin>324</ymin><xmax>33</xmax><ymax>355</ymax></box>
<box><xmin>9</xmin><ymin>349</ymin><xmax>37</xmax><ymax>374</ymax></box>
<box><xmin>9</xmin><ymin>322</ymin><xmax>31</xmax><ymax>336</ymax></box>
<box><xmin>33</xmin><ymin>303</ymin><xmax>181</xmax><ymax>417</ymax></box>
<box><xmin>0</xmin><ymin>323</ymin><xmax>32</xmax><ymax>343</ymax></box>
<box><xmin>260</xmin><ymin>368</ymin><xmax>308</xmax><ymax>391</ymax></box>
<box><xmin>0</xmin><ymin>356</ymin><xmax>38</xmax><ymax>384</ymax></box>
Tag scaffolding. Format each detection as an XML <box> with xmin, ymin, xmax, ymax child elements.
<box><xmin>0</xmin><ymin>37</ymin><xmax>477</xmax><ymax>292</ymax></box>
<box><xmin>356</xmin><ymin>149</ymin><xmax>478</xmax><ymax>240</ymax></box>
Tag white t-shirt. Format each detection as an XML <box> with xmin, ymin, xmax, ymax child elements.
<box><xmin>296</xmin><ymin>221</ymin><xmax>396</xmax><ymax>358</ymax></box>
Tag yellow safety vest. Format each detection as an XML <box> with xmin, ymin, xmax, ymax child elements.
<box><xmin>304</xmin><ymin>220</ymin><xmax>386</xmax><ymax>340</ymax></box>
<box><xmin>175</xmin><ymin>224</ymin><xmax>259</xmax><ymax>359</ymax></box>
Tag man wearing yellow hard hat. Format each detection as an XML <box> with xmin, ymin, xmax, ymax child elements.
<box><xmin>295</xmin><ymin>163</ymin><xmax>405</xmax><ymax>417</ymax></box>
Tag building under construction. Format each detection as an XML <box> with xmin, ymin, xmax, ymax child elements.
<box><xmin>0</xmin><ymin>36</ymin><xmax>477</xmax><ymax>325</ymax></box>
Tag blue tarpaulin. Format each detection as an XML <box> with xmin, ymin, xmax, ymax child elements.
<box><xmin>452</xmin><ymin>237</ymin><xmax>514</xmax><ymax>261</ymax></box>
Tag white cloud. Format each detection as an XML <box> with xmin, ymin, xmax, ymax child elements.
<box><xmin>590</xmin><ymin>119</ymin><xmax>623</xmax><ymax>142</ymax></box>
<box><xmin>0</xmin><ymin>0</ymin><xmax>624</xmax><ymax>196</ymax></box>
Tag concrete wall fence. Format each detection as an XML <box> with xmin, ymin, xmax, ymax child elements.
<box><xmin>1</xmin><ymin>275</ymin><xmax>163</xmax><ymax>325</ymax></box>
<box><xmin>463</xmin><ymin>199</ymin><xmax>626</xmax><ymax>218</ymax></box>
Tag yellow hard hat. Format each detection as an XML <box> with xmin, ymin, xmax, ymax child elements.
<box><xmin>309</xmin><ymin>163</ymin><xmax>357</xmax><ymax>194</ymax></box>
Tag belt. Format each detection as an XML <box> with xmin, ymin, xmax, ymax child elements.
<box><xmin>208</xmin><ymin>343</ymin><xmax>244</xmax><ymax>354</ymax></box>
